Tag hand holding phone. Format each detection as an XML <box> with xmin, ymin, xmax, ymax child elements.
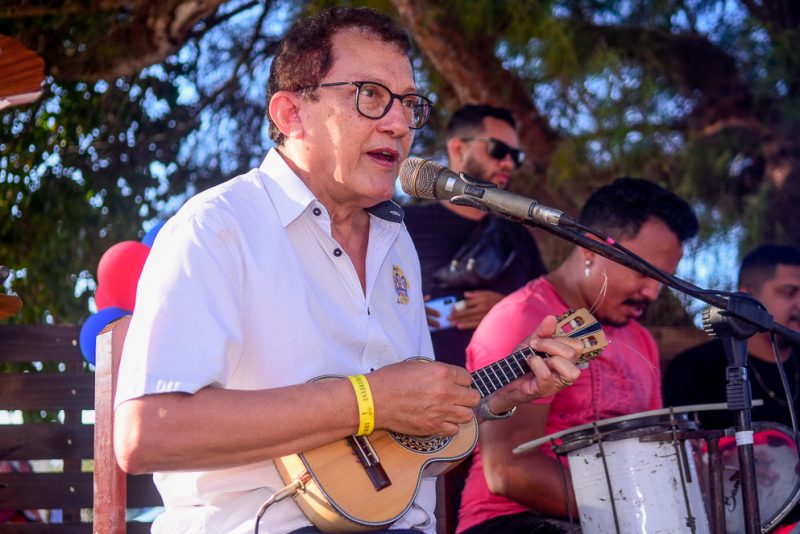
<box><xmin>426</xmin><ymin>295</ymin><xmax>461</xmax><ymax>331</ymax></box>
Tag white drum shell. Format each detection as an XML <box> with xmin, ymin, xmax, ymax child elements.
<box><xmin>567</xmin><ymin>436</ymin><xmax>710</xmax><ymax>534</ymax></box>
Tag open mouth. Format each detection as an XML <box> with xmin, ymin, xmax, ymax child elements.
<box><xmin>367</xmin><ymin>149</ymin><xmax>399</xmax><ymax>166</ymax></box>
<box><xmin>623</xmin><ymin>300</ymin><xmax>649</xmax><ymax>318</ymax></box>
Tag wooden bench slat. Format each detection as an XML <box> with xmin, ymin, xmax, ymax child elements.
<box><xmin>0</xmin><ymin>472</ymin><xmax>93</xmax><ymax>508</ymax></box>
<box><xmin>0</xmin><ymin>320</ymin><xmax>163</xmax><ymax>532</ymax></box>
<box><xmin>0</xmin><ymin>424</ymin><xmax>93</xmax><ymax>460</ymax></box>
<box><xmin>0</xmin><ymin>524</ymin><xmax>93</xmax><ymax>534</ymax></box>
<box><xmin>0</xmin><ymin>325</ymin><xmax>83</xmax><ymax>363</ymax></box>
<box><xmin>0</xmin><ymin>374</ymin><xmax>94</xmax><ymax>410</ymax></box>
<box><xmin>0</xmin><ymin>473</ymin><xmax>162</xmax><ymax>508</ymax></box>
<box><xmin>126</xmin><ymin>475</ymin><xmax>164</xmax><ymax>507</ymax></box>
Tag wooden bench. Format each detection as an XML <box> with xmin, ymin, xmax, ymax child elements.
<box><xmin>0</xmin><ymin>319</ymin><xmax>161</xmax><ymax>533</ymax></box>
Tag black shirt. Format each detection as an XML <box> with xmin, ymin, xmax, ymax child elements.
<box><xmin>663</xmin><ymin>339</ymin><xmax>800</xmax><ymax>430</ymax></box>
<box><xmin>404</xmin><ymin>202</ymin><xmax>546</xmax><ymax>366</ymax></box>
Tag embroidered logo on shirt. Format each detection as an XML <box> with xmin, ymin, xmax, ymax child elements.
<box><xmin>392</xmin><ymin>265</ymin><xmax>410</xmax><ymax>305</ymax></box>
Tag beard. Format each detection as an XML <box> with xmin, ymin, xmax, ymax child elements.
<box><xmin>460</xmin><ymin>159</ymin><xmax>489</xmax><ymax>182</ymax></box>
<box><xmin>601</xmin><ymin>298</ymin><xmax>652</xmax><ymax>328</ymax></box>
<box><xmin>460</xmin><ymin>158</ymin><xmax>509</xmax><ymax>189</ymax></box>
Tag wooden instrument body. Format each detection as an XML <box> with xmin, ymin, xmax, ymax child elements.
<box><xmin>275</xmin><ymin>308</ymin><xmax>607</xmax><ymax>532</ymax></box>
<box><xmin>275</xmin><ymin>419</ymin><xmax>477</xmax><ymax>532</ymax></box>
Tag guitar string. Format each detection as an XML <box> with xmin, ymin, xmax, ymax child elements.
<box><xmin>472</xmin><ymin>339</ymin><xmax>583</xmax><ymax>395</ymax></box>
<box><xmin>471</xmin><ymin>317</ymin><xmax>603</xmax><ymax>396</ymax></box>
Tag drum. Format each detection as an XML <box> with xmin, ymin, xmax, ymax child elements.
<box><xmin>705</xmin><ymin>421</ymin><xmax>800</xmax><ymax>533</ymax></box>
<box><xmin>515</xmin><ymin>404</ymin><xmax>800</xmax><ymax>534</ymax></box>
<box><xmin>550</xmin><ymin>410</ymin><xmax>710</xmax><ymax>534</ymax></box>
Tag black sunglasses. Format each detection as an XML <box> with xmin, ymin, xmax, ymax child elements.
<box><xmin>461</xmin><ymin>137</ymin><xmax>526</xmax><ymax>168</ymax></box>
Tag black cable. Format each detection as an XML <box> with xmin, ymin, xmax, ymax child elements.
<box><xmin>769</xmin><ymin>331</ymin><xmax>800</xmax><ymax>453</ymax></box>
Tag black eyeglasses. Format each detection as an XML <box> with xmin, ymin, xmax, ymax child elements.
<box><xmin>461</xmin><ymin>137</ymin><xmax>526</xmax><ymax>168</ymax></box>
<box><xmin>297</xmin><ymin>81</ymin><xmax>432</xmax><ymax>129</ymax></box>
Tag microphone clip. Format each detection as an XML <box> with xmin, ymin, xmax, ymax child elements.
<box><xmin>442</xmin><ymin>172</ymin><xmax>496</xmax><ymax>210</ymax></box>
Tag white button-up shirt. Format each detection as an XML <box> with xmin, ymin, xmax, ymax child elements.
<box><xmin>116</xmin><ymin>148</ymin><xmax>435</xmax><ymax>533</ymax></box>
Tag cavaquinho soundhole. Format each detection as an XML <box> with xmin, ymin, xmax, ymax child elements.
<box><xmin>388</xmin><ymin>432</ymin><xmax>453</xmax><ymax>454</ymax></box>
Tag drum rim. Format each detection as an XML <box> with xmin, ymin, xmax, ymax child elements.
<box><xmin>514</xmin><ymin>403</ymin><xmax>735</xmax><ymax>455</ymax></box>
<box><xmin>553</xmin><ymin>416</ymin><xmax>698</xmax><ymax>455</ymax></box>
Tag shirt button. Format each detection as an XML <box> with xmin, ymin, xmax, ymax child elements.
<box><xmin>333</xmin><ymin>248</ymin><xmax>343</xmax><ymax>257</ymax></box>
<box><xmin>312</xmin><ymin>207</ymin><xmax>321</xmax><ymax>216</ymax></box>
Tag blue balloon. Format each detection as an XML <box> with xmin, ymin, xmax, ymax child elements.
<box><xmin>141</xmin><ymin>220</ymin><xmax>166</xmax><ymax>247</ymax></box>
<box><xmin>79</xmin><ymin>306</ymin><xmax>129</xmax><ymax>365</ymax></box>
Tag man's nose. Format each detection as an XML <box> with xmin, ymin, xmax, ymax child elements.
<box><xmin>378</xmin><ymin>98</ymin><xmax>411</xmax><ymax>137</ymax></box>
<box><xmin>641</xmin><ymin>278</ymin><xmax>662</xmax><ymax>301</ymax></box>
<box><xmin>499</xmin><ymin>153</ymin><xmax>515</xmax><ymax>170</ymax></box>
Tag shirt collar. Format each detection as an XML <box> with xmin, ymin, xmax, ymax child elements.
<box><xmin>256</xmin><ymin>148</ymin><xmax>316</xmax><ymax>227</ymax></box>
<box><xmin>258</xmin><ymin>148</ymin><xmax>405</xmax><ymax>226</ymax></box>
<box><xmin>367</xmin><ymin>200</ymin><xmax>404</xmax><ymax>223</ymax></box>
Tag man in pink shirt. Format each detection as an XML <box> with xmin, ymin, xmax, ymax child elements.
<box><xmin>457</xmin><ymin>178</ymin><xmax>699</xmax><ymax>533</ymax></box>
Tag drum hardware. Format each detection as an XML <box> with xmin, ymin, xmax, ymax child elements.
<box><xmin>707</xmin><ymin>433</ymin><xmax>727</xmax><ymax>534</ymax></box>
<box><xmin>592</xmin><ymin>423</ymin><xmax>621</xmax><ymax>534</ymax></box>
<box><xmin>544</xmin><ymin>410</ymin><xmax>711</xmax><ymax>534</ymax></box>
<box><xmin>669</xmin><ymin>414</ymin><xmax>707</xmax><ymax>534</ymax></box>
<box><xmin>703</xmin><ymin>297</ymin><xmax>776</xmax><ymax>533</ymax></box>
<box><xmin>515</xmin><ymin>403</ymin><xmax>800</xmax><ymax>534</ymax></box>
<box><xmin>705</xmin><ymin>421</ymin><xmax>800</xmax><ymax>534</ymax></box>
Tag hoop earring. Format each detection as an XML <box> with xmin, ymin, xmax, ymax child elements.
<box><xmin>584</xmin><ymin>260</ymin><xmax>591</xmax><ymax>278</ymax></box>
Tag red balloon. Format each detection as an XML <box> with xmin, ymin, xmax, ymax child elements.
<box><xmin>97</xmin><ymin>241</ymin><xmax>150</xmax><ymax>312</ymax></box>
<box><xmin>94</xmin><ymin>283</ymin><xmax>114</xmax><ymax>310</ymax></box>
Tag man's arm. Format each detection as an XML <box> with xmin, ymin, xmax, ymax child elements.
<box><xmin>114</xmin><ymin>358</ymin><xmax>481</xmax><ymax>474</ymax></box>
<box><xmin>478</xmin><ymin>402</ymin><xmax>577</xmax><ymax>517</ymax></box>
<box><xmin>115</xmin><ymin>317</ymin><xmax>581</xmax><ymax>475</ymax></box>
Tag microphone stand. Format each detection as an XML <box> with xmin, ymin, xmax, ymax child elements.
<box><xmin>509</xmin><ymin>214</ymin><xmax>800</xmax><ymax>534</ymax></box>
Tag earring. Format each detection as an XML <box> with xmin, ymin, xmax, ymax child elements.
<box><xmin>584</xmin><ymin>260</ymin><xmax>591</xmax><ymax>278</ymax></box>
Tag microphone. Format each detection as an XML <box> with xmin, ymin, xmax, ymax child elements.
<box><xmin>399</xmin><ymin>157</ymin><xmax>577</xmax><ymax>228</ymax></box>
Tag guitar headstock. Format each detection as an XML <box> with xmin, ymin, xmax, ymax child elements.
<box><xmin>555</xmin><ymin>308</ymin><xmax>608</xmax><ymax>366</ymax></box>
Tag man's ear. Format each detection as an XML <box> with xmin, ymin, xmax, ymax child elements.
<box><xmin>446</xmin><ymin>137</ymin><xmax>466</xmax><ymax>167</ymax></box>
<box><xmin>581</xmin><ymin>248</ymin><xmax>596</xmax><ymax>264</ymax></box>
<box><xmin>738</xmin><ymin>284</ymin><xmax>754</xmax><ymax>295</ymax></box>
<box><xmin>269</xmin><ymin>91</ymin><xmax>304</xmax><ymax>140</ymax></box>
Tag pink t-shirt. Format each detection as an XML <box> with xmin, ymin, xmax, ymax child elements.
<box><xmin>457</xmin><ymin>277</ymin><xmax>662</xmax><ymax>533</ymax></box>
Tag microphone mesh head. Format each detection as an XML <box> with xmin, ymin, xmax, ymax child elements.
<box><xmin>399</xmin><ymin>157</ymin><xmax>442</xmax><ymax>200</ymax></box>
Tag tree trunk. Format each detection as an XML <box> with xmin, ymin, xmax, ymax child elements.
<box><xmin>392</xmin><ymin>0</ymin><xmax>564</xmax><ymax>208</ymax></box>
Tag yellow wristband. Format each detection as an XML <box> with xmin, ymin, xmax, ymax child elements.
<box><xmin>347</xmin><ymin>374</ymin><xmax>375</xmax><ymax>436</ymax></box>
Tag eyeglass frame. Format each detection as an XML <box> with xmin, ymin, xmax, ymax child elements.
<box><xmin>296</xmin><ymin>80</ymin><xmax>433</xmax><ymax>129</ymax></box>
<box><xmin>460</xmin><ymin>136</ymin><xmax>526</xmax><ymax>168</ymax></box>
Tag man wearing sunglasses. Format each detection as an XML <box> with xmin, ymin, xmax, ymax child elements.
<box><xmin>405</xmin><ymin>104</ymin><xmax>547</xmax><ymax>369</ymax></box>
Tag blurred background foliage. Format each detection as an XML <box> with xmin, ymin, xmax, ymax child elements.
<box><xmin>2</xmin><ymin>0</ymin><xmax>799</xmax><ymax>326</ymax></box>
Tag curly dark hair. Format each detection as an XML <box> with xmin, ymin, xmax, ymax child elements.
<box><xmin>266</xmin><ymin>7</ymin><xmax>411</xmax><ymax>145</ymax></box>
<box><xmin>444</xmin><ymin>104</ymin><xmax>516</xmax><ymax>140</ymax></box>
<box><xmin>738</xmin><ymin>244</ymin><xmax>800</xmax><ymax>290</ymax></box>
<box><xmin>579</xmin><ymin>177</ymin><xmax>699</xmax><ymax>243</ymax></box>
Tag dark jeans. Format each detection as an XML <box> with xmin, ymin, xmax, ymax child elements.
<box><xmin>459</xmin><ymin>512</ymin><xmax>581</xmax><ymax>534</ymax></box>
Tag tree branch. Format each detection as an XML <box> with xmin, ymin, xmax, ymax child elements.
<box><xmin>0</xmin><ymin>0</ymin><xmax>132</xmax><ymax>19</ymax></box>
<box><xmin>741</xmin><ymin>0</ymin><xmax>800</xmax><ymax>32</ymax></box>
<box><xmin>187</xmin><ymin>0</ymin><xmax>262</xmax><ymax>40</ymax></box>
<box><xmin>391</xmin><ymin>0</ymin><xmax>561</xmax><ymax>196</ymax></box>
<box><xmin>13</xmin><ymin>0</ymin><xmax>228</xmax><ymax>81</ymax></box>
